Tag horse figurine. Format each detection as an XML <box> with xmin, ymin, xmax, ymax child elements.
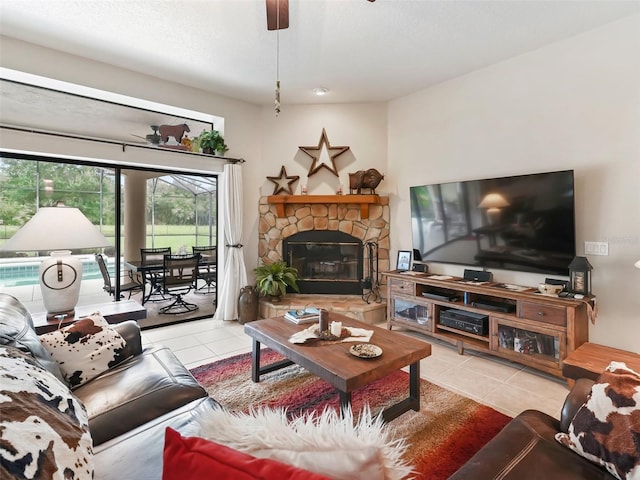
<box><xmin>348</xmin><ymin>168</ymin><xmax>384</xmax><ymax>194</ymax></box>
<box><xmin>158</xmin><ymin>124</ymin><xmax>190</xmax><ymax>144</ymax></box>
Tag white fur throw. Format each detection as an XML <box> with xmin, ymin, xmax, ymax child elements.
<box><xmin>194</xmin><ymin>405</ymin><xmax>413</xmax><ymax>480</ymax></box>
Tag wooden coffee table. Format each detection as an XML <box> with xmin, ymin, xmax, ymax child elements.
<box><xmin>244</xmin><ymin>314</ymin><xmax>432</xmax><ymax>422</ymax></box>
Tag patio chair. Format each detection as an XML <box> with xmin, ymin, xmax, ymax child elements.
<box><xmin>159</xmin><ymin>253</ymin><xmax>201</xmax><ymax>315</ymax></box>
<box><xmin>95</xmin><ymin>254</ymin><xmax>144</xmax><ymax>299</ymax></box>
<box><xmin>140</xmin><ymin>247</ymin><xmax>171</xmax><ymax>303</ymax></box>
<box><xmin>191</xmin><ymin>245</ymin><xmax>217</xmax><ymax>298</ymax></box>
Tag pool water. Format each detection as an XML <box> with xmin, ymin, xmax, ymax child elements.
<box><xmin>0</xmin><ymin>259</ymin><xmax>107</xmax><ymax>287</ymax></box>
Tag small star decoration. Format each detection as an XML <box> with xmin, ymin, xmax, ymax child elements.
<box><xmin>267</xmin><ymin>165</ymin><xmax>300</xmax><ymax>195</ymax></box>
<box><xmin>298</xmin><ymin>128</ymin><xmax>350</xmax><ymax>177</ymax></box>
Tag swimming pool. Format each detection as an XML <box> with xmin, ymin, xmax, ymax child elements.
<box><xmin>0</xmin><ymin>256</ymin><xmax>109</xmax><ymax>287</ymax></box>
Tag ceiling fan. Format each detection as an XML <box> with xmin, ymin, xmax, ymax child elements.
<box><xmin>266</xmin><ymin>0</ymin><xmax>375</xmax><ymax>30</ymax></box>
<box><xmin>131</xmin><ymin>125</ymin><xmax>162</xmax><ymax>145</ymax></box>
<box><xmin>266</xmin><ymin>0</ymin><xmax>288</xmax><ymax>31</ymax></box>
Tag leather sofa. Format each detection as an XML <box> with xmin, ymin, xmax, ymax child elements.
<box><xmin>1</xmin><ymin>292</ymin><xmax>615</xmax><ymax>479</ymax></box>
<box><xmin>0</xmin><ymin>293</ymin><xmax>221</xmax><ymax>479</ymax></box>
<box><xmin>450</xmin><ymin>377</ymin><xmax>614</xmax><ymax>479</ymax></box>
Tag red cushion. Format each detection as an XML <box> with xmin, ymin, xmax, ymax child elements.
<box><xmin>162</xmin><ymin>427</ymin><xmax>332</xmax><ymax>480</ymax></box>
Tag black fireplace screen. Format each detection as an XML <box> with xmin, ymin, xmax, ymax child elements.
<box><xmin>283</xmin><ymin>231</ymin><xmax>363</xmax><ymax>295</ymax></box>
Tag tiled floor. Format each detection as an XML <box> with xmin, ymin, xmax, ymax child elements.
<box><xmin>4</xmin><ymin>280</ymin><xmax>570</xmax><ymax>420</ymax></box>
<box><xmin>141</xmin><ymin>317</ymin><xmax>570</xmax><ymax>420</ymax></box>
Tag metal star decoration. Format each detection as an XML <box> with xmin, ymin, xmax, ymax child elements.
<box><xmin>298</xmin><ymin>128</ymin><xmax>350</xmax><ymax>177</ymax></box>
<box><xmin>267</xmin><ymin>165</ymin><xmax>299</xmax><ymax>195</ymax></box>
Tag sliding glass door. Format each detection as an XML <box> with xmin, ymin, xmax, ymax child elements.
<box><xmin>0</xmin><ymin>152</ymin><xmax>218</xmax><ymax>324</ymax></box>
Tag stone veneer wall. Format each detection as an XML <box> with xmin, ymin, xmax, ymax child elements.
<box><xmin>258</xmin><ymin>196</ymin><xmax>390</xmax><ymax>275</ymax></box>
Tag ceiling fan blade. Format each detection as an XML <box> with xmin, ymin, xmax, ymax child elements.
<box><xmin>266</xmin><ymin>0</ymin><xmax>289</xmax><ymax>31</ymax></box>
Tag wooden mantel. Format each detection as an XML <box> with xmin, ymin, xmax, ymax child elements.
<box><xmin>267</xmin><ymin>194</ymin><xmax>386</xmax><ymax>219</ymax></box>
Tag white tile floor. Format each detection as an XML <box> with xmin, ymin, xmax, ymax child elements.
<box><xmin>141</xmin><ymin>317</ymin><xmax>571</xmax><ymax>420</ymax></box>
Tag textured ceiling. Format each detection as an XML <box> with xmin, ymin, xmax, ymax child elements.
<box><xmin>1</xmin><ymin>0</ymin><xmax>639</xmax><ymax>106</ymax></box>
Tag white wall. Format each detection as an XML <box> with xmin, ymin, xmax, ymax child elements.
<box><xmin>0</xmin><ymin>36</ymin><xmax>262</xmax><ymax>280</ymax></box>
<box><xmin>389</xmin><ymin>15</ymin><xmax>640</xmax><ymax>352</ymax></box>
<box><xmin>0</xmin><ymin>37</ymin><xmax>389</xmax><ymax>282</ymax></box>
<box><xmin>247</xmin><ymin>102</ymin><xmax>388</xmax><ymax>270</ymax></box>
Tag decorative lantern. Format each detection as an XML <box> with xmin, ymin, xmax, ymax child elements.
<box><xmin>568</xmin><ymin>256</ymin><xmax>593</xmax><ymax>296</ymax></box>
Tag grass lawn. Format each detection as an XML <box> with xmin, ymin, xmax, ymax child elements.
<box><xmin>0</xmin><ymin>224</ymin><xmax>217</xmax><ymax>252</ymax></box>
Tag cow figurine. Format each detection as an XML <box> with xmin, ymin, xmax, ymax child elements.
<box><xmin>158</xmin><ymin>124</ymin><xmax>190</xmax><ymax>144</ymax></box>
<box><xmin>348</xmin><ymin>168</ymin><xmax>384</xmax><ymax>194</ymax></box>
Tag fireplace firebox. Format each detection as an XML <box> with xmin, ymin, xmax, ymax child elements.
<box><xmin>283</xmin><ymin>231</ymin><xmax>363</xmax><ymax>295</ymax></box>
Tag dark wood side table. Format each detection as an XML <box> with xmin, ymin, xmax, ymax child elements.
<box><xmin>562</xmin><ymin>342</ymin><xmax>640</xmax><ymax>387</ymax></box>
<box><xmin>32</xmin><ymin>300</ymin><xmax>147</xmax><ymax>334</ymax></box>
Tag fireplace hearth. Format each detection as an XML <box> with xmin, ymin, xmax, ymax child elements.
<box><xmin>284</xmin><ymin>231</ymin><xmax>363</xmax><ymax>295</ymax></box>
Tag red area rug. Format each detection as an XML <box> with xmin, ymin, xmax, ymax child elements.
<box><xmin>191</xmin><ymin>349</ymin><xmax>511</xmax><ymax>479</ymax></box>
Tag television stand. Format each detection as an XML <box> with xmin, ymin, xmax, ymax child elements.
<box><xmin>383</xmin><ymin>271</ymin><xmax>591</xmax><ymax>378</ymax></box>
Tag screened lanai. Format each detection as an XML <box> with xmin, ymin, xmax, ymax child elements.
<box><xmin>144</xmin><ymin>172</ymin><xmax>218</xmax><ymax>251</ymax></box>
<box><xmin>0</xmin><ymin>156</ymin><xmax>218</xmax><ymax>324</ymax></box>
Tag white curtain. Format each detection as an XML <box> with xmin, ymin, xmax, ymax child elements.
<box><xmin>213</xmin><ymin>163</ymin><xmax>248</xmax><ymax>321</ymax></box>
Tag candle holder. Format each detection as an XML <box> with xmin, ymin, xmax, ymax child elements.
<box><xmin>318</xmin><ymin>309</ymin><xmax>328</xmax><ymax>332</ymax></box>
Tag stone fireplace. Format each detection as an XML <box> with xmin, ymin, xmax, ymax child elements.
<box><xmin>258</xmin><ymin>195</ymin><xmax>390</xmax><ymax>294</ymax></box>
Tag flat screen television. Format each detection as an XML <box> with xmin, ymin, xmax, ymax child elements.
<box><xmin>410</xmin><ymin>170</ymin><xmax>575</xmax><ymax>276</ymax></box>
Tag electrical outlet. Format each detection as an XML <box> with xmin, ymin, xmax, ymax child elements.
<box><xmin>584</xmin><ymin>241</ymin><xmax>609</xmax><ymax>256</ymax></box>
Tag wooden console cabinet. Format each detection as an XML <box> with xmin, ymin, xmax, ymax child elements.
<box><xmin>383</xmin><ymin>271</ymin><xmax>590</xmax><ymax>378</ymax></box>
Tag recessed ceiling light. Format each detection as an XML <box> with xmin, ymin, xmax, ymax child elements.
<box><xmin>313</xmin><ymin>87</ymin><xmax>329</xmax><ymax>96</ymax></box>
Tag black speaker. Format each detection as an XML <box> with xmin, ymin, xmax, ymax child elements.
<box><xmin>412</xmin><ymin>263</ymin><xmax>428</xmax><ymax>273</ymax></box>
<box><xmin>463</xmin><ymin>269</ymin><xmax>492</xmax><ymax>282</ymax></box>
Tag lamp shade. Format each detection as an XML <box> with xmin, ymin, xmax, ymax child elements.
<box><xmin>635</xmin><ymin>259</ymin><xmax>640</xmax><ymax>269</ymax></box>
<box><xmin>478</xmin><ymin>193</ymin><xmax>510</xmax><ymax>209</ymax></box>
<box><xmin>1</xmin><ymin>206</ymin><xmax>110</xmax><ymax>252</ymax></box>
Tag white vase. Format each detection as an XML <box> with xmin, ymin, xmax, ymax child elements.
<box><xmin>39</xmin><ymin>250</ymin><xmax>83</xmax><ymax>315</ymax></box>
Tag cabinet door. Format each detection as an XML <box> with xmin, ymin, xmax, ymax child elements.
<box><xmin>389</xmin><ymin>297</ymin><xmax>433</xmax><ymax>331</ymax></box>
<box><xmin>491</xmin><ymin>317</ymin><xmax>566</xmax><ymax>370</ymax></box>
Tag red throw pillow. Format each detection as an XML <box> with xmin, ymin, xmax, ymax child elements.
<box><xmin>162</xmin><ymin>427</ymin><xmax>332</xmax><ymax>480</ymax></box>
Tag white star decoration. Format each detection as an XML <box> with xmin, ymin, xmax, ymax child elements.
<box><xmin>298</xmin><ymin>128</ymin><xmax>350</xmax><ymax>177</ymax></box>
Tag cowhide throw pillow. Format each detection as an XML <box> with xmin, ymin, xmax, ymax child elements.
<box><xmin>40</xmin><ymin>312</ymin><xmax>128</xmax><ymax>388</ymax></box>
<box><xmin>555</xmin><ymin>361</ymin><xmax>640</xmax><ymax>480</ymax></box>
<box><xmin>0</xmin><ymin>346</ymin><xmax>93</xmax><ymax>480</ymax></box>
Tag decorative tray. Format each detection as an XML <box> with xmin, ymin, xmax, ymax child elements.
<box><xmin>314</xmin><ymin>327</ymin><xmax>351</xmax><ymax>341</ymax></box>
<box><xmin>349</xmin><ymin>343</ymin><xmax>383</xmax><ymax>359</ymax></box>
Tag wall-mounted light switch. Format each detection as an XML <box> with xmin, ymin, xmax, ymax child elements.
<box><xmin>584</xmin><ymin>241</ymin><xmax>609</xmax><ymax>256</ymax></box>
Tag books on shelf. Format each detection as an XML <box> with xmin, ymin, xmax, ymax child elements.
<box><xmin>284</xmin><ymin>307</ymin><xmax>320</xmax><ymax>324</ymax></box>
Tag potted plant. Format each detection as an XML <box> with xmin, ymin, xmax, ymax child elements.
<box><xmin>254</xmin><ymin>260</ymin><xmax>299</xmax><ymax>301</ymax></box>
<box><xmin>197</xmin><ymin>129</ymin><xmax>228</xmax><ymax>156</ymax></box>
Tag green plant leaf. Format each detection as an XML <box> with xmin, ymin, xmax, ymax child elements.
<box><xmin>253</xmin><ymin>260</ymin><xmax>299</xmax><ymax>297</ymax></box>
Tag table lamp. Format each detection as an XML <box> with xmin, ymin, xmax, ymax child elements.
<box><xmin>0</xmin><ymin>204</ymin><xmax>111</xmax><ymax>318</ymax></box>
<box><xmin>478</xmin><ymin>193</ymin><xmax>510</xmax><ymax>225</ymax></box>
